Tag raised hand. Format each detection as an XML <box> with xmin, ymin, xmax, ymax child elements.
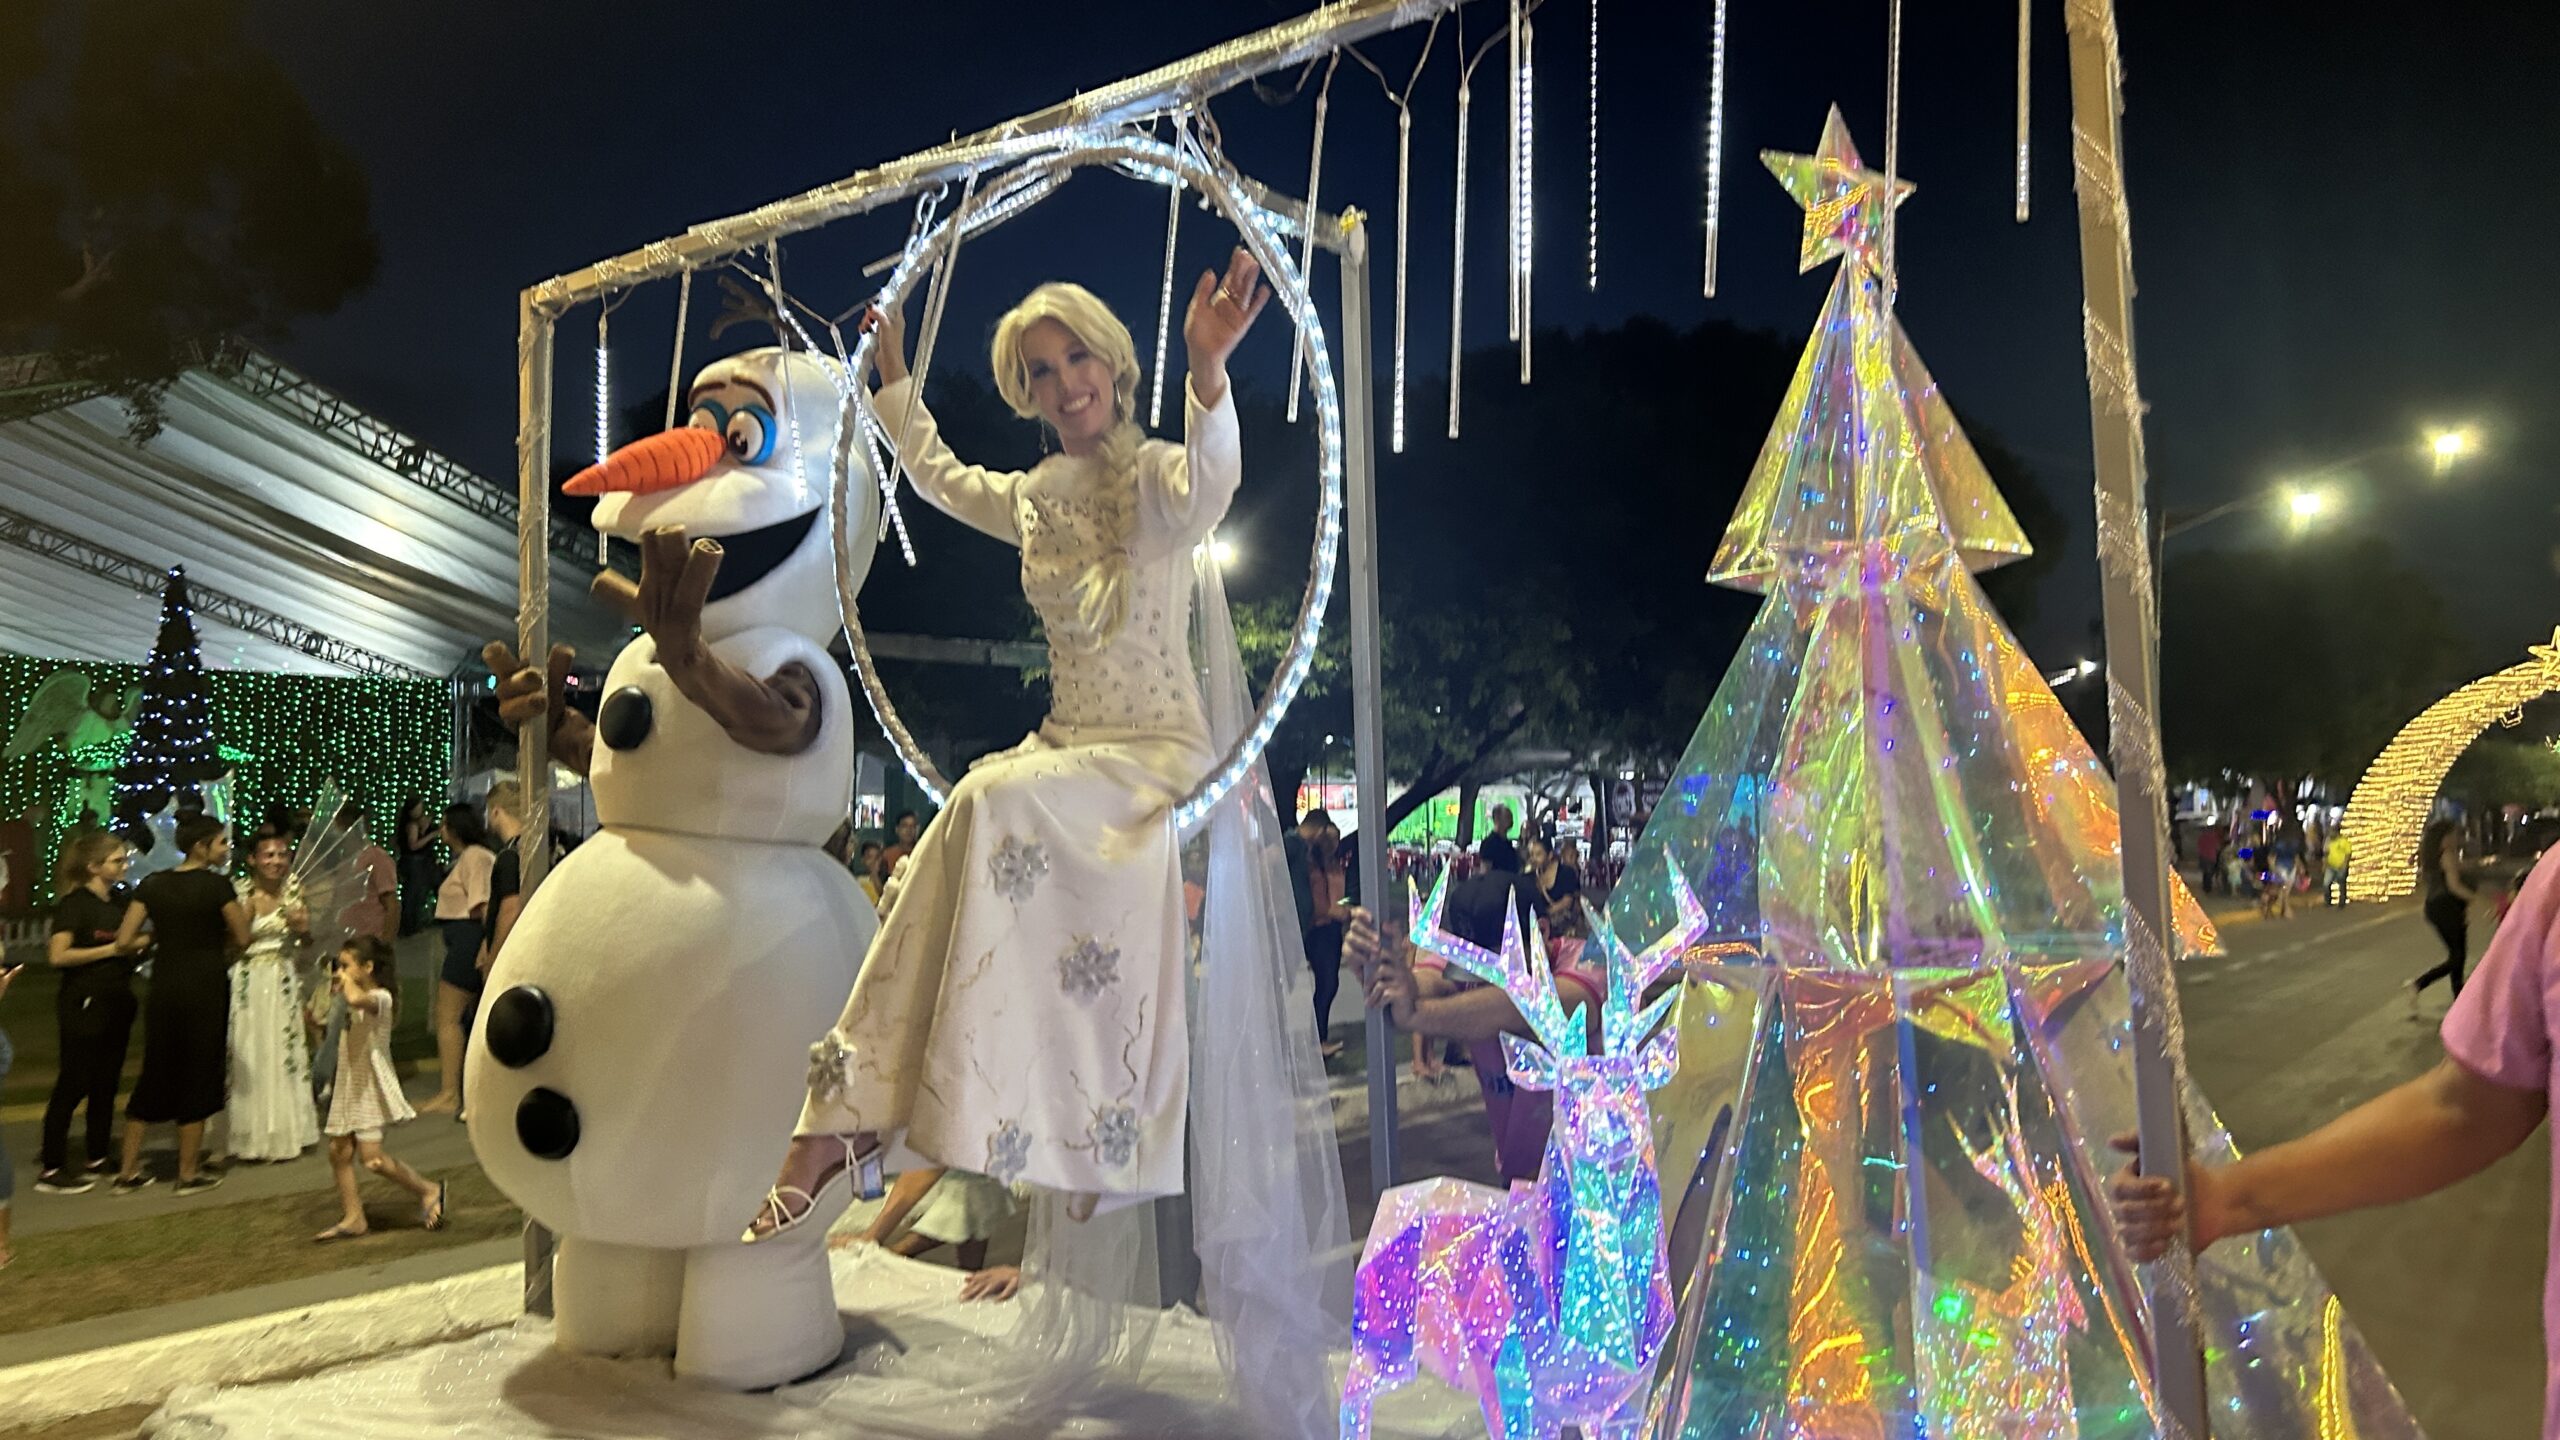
<box><xmin>1182</xmin><ymin>247</ymin><xmax>1271</xmax><ymax>406</ymax></box>
<box><xmin>858</xmin><ymin>302</ymin><xmax>911</xmax><ymax>388</ymax></box>
<box><xmin>631</xmin><ymin>526</ymin><xmax>724</xmax><ymax>669</ymax></box>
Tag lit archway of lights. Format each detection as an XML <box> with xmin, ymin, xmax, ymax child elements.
<box><xmin>2340</xmin><ymin>628</ymin><xmax>2560</xmax><ymax>901</ymax></box>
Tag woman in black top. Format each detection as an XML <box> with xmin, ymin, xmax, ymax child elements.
<box><xmin>37</xmin><ymin>832</ymin><xmax>147</xmax><ymax>1192</ymax></box>
<box><xmin>1523</xmin><ymin>834</ymin><xmax>1585</xmax><ymax>939</ymax></box>
<box><xmin>2411</xmin><ymin>818</ymin><xmax>2479</xmax><ymax>1005</ymax></box>
<box><xmin>113</xmin><ymin>815</ymin><xmax>250</xmax><ymax>1196</ymax></box>
<box><xmin>396</xmin><ymin>797</ymin><xmax>437</xmax><ymax>936</ymax></box>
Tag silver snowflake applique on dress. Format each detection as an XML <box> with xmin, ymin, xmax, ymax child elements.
<box><xmin>806</xmin><ymin>1032</ymin><xmax>855</xmax><ymax>1106</ymax></box>
<box><xmin>988</xmin><ymin>836</ymin><xmax>1050</xmax><ymax>903</ymax></box>
<box><xmin>1088</xmin><ymin>1105</ymin><xmax>1140</xmax><ymax>1169</ymax></box>
<box><xmin>987</xmin><ymin>1120</ymin><xmax>1034</xmax><ymax>1184</ymax></box>
<box><xmin>1056</xmin><ymin>935</ymin><xmax>1121</xmax><ymax>1001</ymax></box>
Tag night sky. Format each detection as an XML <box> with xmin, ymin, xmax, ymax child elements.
<box><xmin>241</xmin><ymin>0</ymin><xmax>2555</xmax><ymax>663</ymax></box>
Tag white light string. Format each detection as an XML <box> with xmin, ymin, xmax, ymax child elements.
<box><xmin>1286</xmin><ymin>55</ymin><xmax>1339</xmax><ymax>424</ymax></box>
<box><xmin>2016</xmin><ymin>0</ymin><xmax>2033</xmax><ymax>222</ymax></box>
<box><xmin>1450</xmin><ymin>76</ymin><xmax>1472</xmax><ymax>439</ymax></box>
<box><xmin>1702</xmin><ymin>0</ymin><xmax>1728</xmax><ymax>296</ymax></box>
<box><xmin>594</xmin><ymin>306</ymin><xmax>612</xmax><ymax>468</ymax></box>
<box><xmin>1342</xmin><ymin>21</ymin><xmax>1443</xmax><ymax>454</ymax></box>
<box><xmin>1505</xmin><ymin>14</ymin><xmax>1525</xmax><ymax>381</ymax></box>
<box><xmin>1508</xmin><ymin>0</ymin><xmax>1523</xmax><ymax>345</ymax></box>
<box><xmin>1882</xmin><ymin>0</ymin><xmax>1905</xmax><ymax>308</ymax></box>
<box><xmin>1394</xmin><ymin>106</ymin><xmax>1414</xmax><ymax>452</ymax></box>
<box><xmin>736</xmin><ymin>246</ymin><xmax>919</xmax><ymax>569</ymax></box>
<box><xmin>663</xmin><ymin>268</ymin><xmax>691</xmax><ymax>431</ymax></box>
<box><xmin>897</xmin><ymin>169</ymin><xmax>977</xmax><ymax>494</ymax></box>
<box><xmin>1148</xmin><ymin>114</ymin><xmax>1187</xmax><ymax>428</ymax></box>
<box><xmin>1449</xmin><ymin>12</ymin><xmax>1509</xmax><ymax>440</ymax></box>
<box><xmin>1585</xmin><ymin>0</ymin><xmax>1599</xmax><ymax>291</ymax></box>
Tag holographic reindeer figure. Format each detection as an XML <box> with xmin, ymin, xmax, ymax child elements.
<box><xmin>1340</xmin><ymin>862</ymin><xmax>1709</xmax><ymax>1440</ymax></box>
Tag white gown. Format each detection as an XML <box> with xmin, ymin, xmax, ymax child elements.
<box><xmin>799</xmin><ymin>375</ymin><xmax>1238</xmax><ymax>1202</ymax></box>
<box><xmin>227</xmin><ymin>879</ymin><xmax>318</xmax><ymax>1160</ymax></box>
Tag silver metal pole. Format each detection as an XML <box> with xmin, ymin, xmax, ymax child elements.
<box><xmin>2061</xmin><ymin>3</ymin><xmax>2207</xmax><ymax>1432</ymax></box>
<box><xmin>514</xmin><ymin>291</ymin><xmax>559</xmax><ymax>1314</ymax></box>
<box><xmin>1339</xmin><ymin>218</ymin><xmax>1397</xmax><ymax>1195</ymax></box>
<box><xmin>515</xmin><ymin>293</ymin><xmax>556</xmax><ymax>888</ymax></box>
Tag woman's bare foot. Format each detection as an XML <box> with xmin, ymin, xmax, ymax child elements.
<box><xmin>416</xmin><ymin>1093</ymin><xmax>459</xmax><ymax>1116</ymax></box>
<box><xmin>314</xmin><ymin>1221</ymin><xmax>369</xmax><ymax>1242</ymax></box>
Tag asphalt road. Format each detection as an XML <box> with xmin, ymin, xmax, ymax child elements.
<box><xmin>2181</xmin><ymin>894</ymin><xmax>2548</xmax><ymax>1440</ymax></box>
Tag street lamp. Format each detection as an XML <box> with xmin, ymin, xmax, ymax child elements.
<box><xmin>2282</xmin><ymin>485</ymin><xmax>2331</xmax><ymax>533</ymax></box>
<box><xmin>2428</xmin><ymin>426</ymin><xmax>2477</xmax><ymax>475</ymax></box>
<box><xmin>1211</xmin><ymin>538</ymin><xmax>1238</xmax><ymax>568</ymax></box>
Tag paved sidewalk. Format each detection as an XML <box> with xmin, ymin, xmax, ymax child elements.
<box><xmin>4</xmin><ymin>1070</ymin><xmax>474</xmax><ymax>1240</ymax></box>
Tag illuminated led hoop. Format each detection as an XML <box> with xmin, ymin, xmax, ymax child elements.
<box><xmin>836</xmin><ymin>131</ymin><xmax>1344</xmax><ymax>833</ymax></box>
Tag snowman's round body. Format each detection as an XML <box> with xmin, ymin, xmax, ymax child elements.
<box><xmin>466</xmin><ymin>623</ymin><xmax>875</xmax><ymax>1386</ymax></box>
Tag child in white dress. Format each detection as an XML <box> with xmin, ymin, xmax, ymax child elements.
<box><xmin>314</xmin><ymin>936</ymin><xmax>443</xmax><ymax>1241</ymax></box>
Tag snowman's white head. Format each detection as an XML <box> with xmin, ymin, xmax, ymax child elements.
<box><xmin>567</xmin><ymin>347</ymin><xmax>877</xmax><ymax>640</ymax></box>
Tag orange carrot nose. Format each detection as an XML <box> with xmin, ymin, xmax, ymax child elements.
<box><xmin>562</xmin><ymin>427</ymin><xmax>728</xmax><ymax>497</ymax></box>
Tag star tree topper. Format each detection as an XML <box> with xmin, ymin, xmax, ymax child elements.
<box><xmin>1762</xmin><ymin>104</ymin><xmax>1915</xmax><ymax>277</ymax></box>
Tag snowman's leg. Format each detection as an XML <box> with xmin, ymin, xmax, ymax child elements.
<box><xmin>676</xmin><ymin>1182</ymin><xmax>852</xmax><ymax>1390</ymax></box>
<box><xmin>551</xmin><ymin>1235</ymin><xmax>683</xmax><ymax>1359</ymax></box>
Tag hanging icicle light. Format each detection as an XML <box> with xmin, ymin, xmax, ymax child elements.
<box><xmin>1702</xmin><ymin>0</ymin><xmax>1728</xmax><ymax>297</ymax></box>
<box><xmin>1586</xmin><ymin>0</ymin><xmax>1600</xmax><ymax>292</ymax></box>
<box><xmin>663</xmin><ymin>269</ymin><xmax>692</xmax><ymax>432</ymax></box>
<box><xmin>2015</xmin><ymin>0</ymin><xmax>2032</xmax><ymax>222</ymax></box>
<box><xmin>1287</xmin><ymin>61</ymin><xmax>1337</xmax><ymax>424</ymax></box>
<box><xmin>593</xmin><ymin>318</ymin><xmax>612</xmax><ymax>467</ymax></box>
<box><xmin>1515</xmin><ymin>11</ymin><xmax>1536</xmax><ymax>382</ymax></box>
<box><xmin>1450</xmin><ymin>78</ymin><xmax>1472</xmax><ymax>440</ymax></box>
<box><xmin>1881</xmin><ymin>0</ymin><xmax>1905</xmax><ymax>309</ymax></box>
<box><xmin>594</xmin><ymin>307</ymin><xmax>612</xmax><ymax>565</ymax></box>
<box><xmin>1149</xmin><ymin>120</ymin><xmax>1186</xmax><ymax>428</ymax></box>
<box><xmin>1393</xmin><ymin>106</ymin><xmax>1413</xmax><ymax>453</ymax></box>
<box><xmin>1508</xmin><ymin>0</ymin><xmax>1523</xmax><ymax>345</ymax></box>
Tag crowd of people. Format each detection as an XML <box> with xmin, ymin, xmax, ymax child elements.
<box><xmin>2186</xmin><ymin>810</ymin><xmax>2355</xmax><ymax>919</ymax></box>
<box><xmin>0</xmin><ymin>791</ymin><xmax>519</xmax><ymax>1254</ymax></box>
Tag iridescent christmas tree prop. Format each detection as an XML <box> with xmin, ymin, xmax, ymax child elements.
<box><xmin>1606</xmin><ymin>108</ymin><xmax>2425</xmax><ymax>1439</ymax></box>
<box><xmin>1341</xmin><ymin>863</ymin><xmax>1709</xmax><ymax>1440</ymax></box>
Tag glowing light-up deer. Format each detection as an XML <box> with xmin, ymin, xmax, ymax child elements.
<box><xmin>1340</xmin><ymin>862</ymin><xmax>1708</xmax><ymax>1440</ymax></box>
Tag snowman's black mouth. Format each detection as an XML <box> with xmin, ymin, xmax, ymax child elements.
<box><xmin>704</xmin><ymin>509</ymin><xmax>821</xmax><ymax>602</ymax></box>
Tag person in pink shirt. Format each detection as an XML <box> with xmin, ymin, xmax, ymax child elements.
<box><xmin>2113</xmin><ymin>849</ymin><xmax>2556</xmax><ymax>1432</ymax></box>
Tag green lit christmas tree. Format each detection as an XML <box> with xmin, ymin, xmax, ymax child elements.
<box><xmin>112</xmin><ymin>567</ymin><xmax>228</xmax><ymax>831</ymax></box>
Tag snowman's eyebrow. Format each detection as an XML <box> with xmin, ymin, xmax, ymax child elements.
<box><xmin>687</xmin><ymin>378</ymin><xmax>778</xmax><ymax>410</ymax></box>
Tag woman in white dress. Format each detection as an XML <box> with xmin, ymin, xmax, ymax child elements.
<box><xmin>227</xmin><ymin>827</ymin><xmax>318</xmax><ymax>1161</ymax></box>
<box><xmin>748</xmin><ymin>250</ymin><xmax>1272</xmax><ymax>1238</ymax></box>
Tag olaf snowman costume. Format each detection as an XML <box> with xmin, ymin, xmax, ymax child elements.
<box><xmin>469</xmin><ymin>347</ymin><xmax>878</xmax><ymax>1390</ymax></box>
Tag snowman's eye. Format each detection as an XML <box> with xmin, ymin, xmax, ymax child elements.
<box><xmin>725</xmin><ymin>404</ymin><xmax>777</xmax><ymax>465</ymax></box>
<box><xmin>686</xmin><ymin>400</ymin><xmax>729</xmax><ymax>432</ymax></box>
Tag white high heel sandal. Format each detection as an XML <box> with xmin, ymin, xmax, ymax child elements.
<box><xmin>742</xmin><ymin>1134</ymin><xmax>886</xmax><ymax>1244</ymax></box>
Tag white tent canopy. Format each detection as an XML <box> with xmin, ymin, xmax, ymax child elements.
<box><xmin>0</xmin><ymin>349</ymin><xmax>620</xmax><ymax>678</ymax></box>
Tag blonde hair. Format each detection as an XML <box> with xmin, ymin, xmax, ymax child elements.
<box><xmin>485</xmin><ymin>779</ymin><xmax>524</xmax><ymax>828</ymax></box>
<box><xmin>991</xmin><ymin>282</ymin><xmax>1145</xmax><ymax>646</ymax></box>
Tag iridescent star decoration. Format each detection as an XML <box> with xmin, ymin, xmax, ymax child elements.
<box><xmin>1761</xmin><ymin>105</ymin><xmax>1915</xmax><ymax>277</ymax></box>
